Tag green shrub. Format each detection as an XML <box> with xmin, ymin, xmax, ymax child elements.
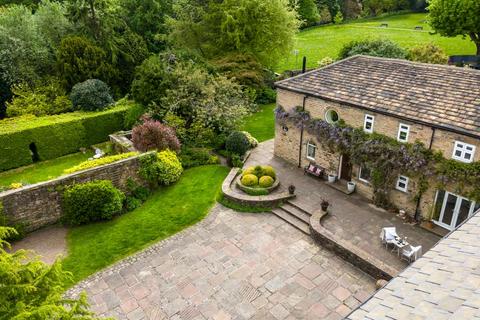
<box><xmin>244</xmin><ymin>187</ymin><xmax>269</xmax><ymax>196</ymax></box>
<box><xmin>139</xmin><ymin>150</ymin><xmax>183</xmax><ymax>186</ymax></box>
<box><xmin>261</xmin><ymin>165</ymin><xmax>276</xmax><ymax>179</ymax></box>
<box><xmin>70</xmin><ymin>79</ymin><xmax>114</xmax><ymax>111</ymax></box>
<box><xmin>408</xmin><ymin>43</ymin><xmax>448</xmax><ymax>64</ymax></box>
<box><xmin>125</xmin><ymin>196</ymin><xmax>143</xmax><ymax>211</ymax></box>
<box><xmin>259</xmin><ymin>175</ymin><xmax>274</xmax><ymax>188</ymax></box>
<box><xmin>179</xmin><ymin>147</ymin><xmax>219</xmax><ymax>169</ymax></box>
<box><xmin>225</xmin><ymin>131</ymin><xmax>251</xmax><ymax>156</ymax></box>
<box><xmin>62</xmin><ymin>180</ymin><xmax>125</xmax><ymax>226</ymax></box>
<box><xmin>241</xmin><ymin>131</ymin><xmax>258</xmax><ymax>148</ymax></box>
<box><xmin>63</xmin><ymin>152</ymin><xmax>138</xmax><ymax>174</ymax></box>
<box><xmin>0</xmin><ymin>102</ymin><xmax>133</xmax><ymax>172</ymax></box>
<box><xmin>6</xmin><ymin>81</ymin><xmax>73</xmax><ymax>117</ymax></box>
<box><xmin>338</xmin><ymin>39</ymin><xmax>407</xmax><ymax>60</ymax></box>
<box><xmin>123</xmin><ymin>101</ymin><xmax>145</xmax><ymax>129</ymax></box>
<box><xmin>231</xmin><ymin>154</ymin><xmax>244</xmax><ymax>168</ymax></box>
<box><xmin>241</xmin><ymin>174</ymin><xmax>258</xmax><ymax>186</ymax></box>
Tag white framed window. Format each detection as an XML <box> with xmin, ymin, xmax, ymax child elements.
<box><xmin>396</xmin><ymin>175</ymin><xmax>409</xmax><ymax>192</ymax></box>
<box><xmin>364</xmin><ymin>114</ymin><xmax>374</xmax><ymax>133</ymax></box>
<box><xmin>452</xmin><ymin>141</ymin><xmax>476</xmax><ymax>163</ymax></box>
<box><xmin>306</xmin><ymin>142</ymin><xmax>316</xmax><ymax>161</ymax></box>
<box><xmin>358</xmin><ymin>165</ymin><xmax>371</xmax><ymax>183</ymax></box>
<box><xmin>397</xmin><ymin>123</ymin><xmax>410</xmax><ymax>143</ymax></box>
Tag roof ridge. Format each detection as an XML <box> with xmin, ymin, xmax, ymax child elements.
<box><xmin>354</xmin><ymin>54</ymin><xmax>480</xmax><ymax>74</ymax></box>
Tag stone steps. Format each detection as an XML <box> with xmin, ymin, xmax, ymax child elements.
<box><xmin>271</xmin><ymin>201</ymin><xmax>313</xmax><ymax>235</ymax></box>
<box><xmin>282</xmin><ymin>202</ymin><xmax>311</xmax><ymax>224</ymax></box>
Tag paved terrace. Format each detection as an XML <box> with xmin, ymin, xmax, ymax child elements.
<box><xmin>69</xmin><ymin>205</ymin><xmax>376</xmax><ymax>319</ymax></box>
<box><xmin>245</xmin><ymin>140</ymin><xmax>440</xmax><ymax>276</ymax></box>
<box><xmin>348</xmin><ymin>210</ymin><xmax>480</xmax><ymax>319</ymax></box>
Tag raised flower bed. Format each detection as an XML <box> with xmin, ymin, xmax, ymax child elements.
<box><xmin>236</xmin><ymin>165</ymin><xmax>280</xmax><ymax>196</ymax></box>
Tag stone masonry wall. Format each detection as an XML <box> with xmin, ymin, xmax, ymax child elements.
<box><xmin>274</xmin><ymin>89</ymin><xmax>480</xmax><ymax>220</ymax></box>
<box><xmin>0</xmin><ymin>154</ymin><xmax>147</xmax><ymax>232</ymax></box>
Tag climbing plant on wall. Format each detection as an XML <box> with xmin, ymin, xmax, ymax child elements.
<box><xmin>275</xmin><ymin>105</ymin><xmax>480</xmax><ymax>208</ymax></box>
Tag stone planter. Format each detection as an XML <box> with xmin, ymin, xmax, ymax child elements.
<box><xmin>347</xmin><ymin>181</ymin><xmax>356</xmax><ymax>193</ymax></box>
<box><xmin>327</xmin><ymin>174</ymin><xmax>337</xmax><ymax>183</ymax></box>
<box><xmin>235</xmin><ymin>176</ymin><xmax>280</xmax><ymax>195</ymax></box>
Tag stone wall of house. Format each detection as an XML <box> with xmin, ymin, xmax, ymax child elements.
<box><xmin>0</xmin><ymin>154</ymin><xmax>147</xmax><ymax>232</ymax></box>
<box><xmin>274</xmin><ymin>89</ymin><xmax>479</xmax><ymax>220</ymax></box>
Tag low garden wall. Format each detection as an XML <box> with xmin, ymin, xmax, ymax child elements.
<box><xmin>0</xmin><ymin>154</ymin><xmax>148</xmax><ymax>232</ymax></box>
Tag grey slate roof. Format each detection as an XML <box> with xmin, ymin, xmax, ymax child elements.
<box><xmin>275</xmin><ymin>55</ymin><xmax>480</xmax><ymax>138</ymax></box>
<box><xmin>347</xmin><ymin>210</ymin><xmax>480</xmax><ymax>320</ymax></box>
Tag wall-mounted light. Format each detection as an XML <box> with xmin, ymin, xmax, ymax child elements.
<box><xmin>282</xmin><ymin>125</ymin><xmax>289</xmax><ymax>133</ymax></box>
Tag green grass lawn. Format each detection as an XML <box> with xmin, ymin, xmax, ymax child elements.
<box><xmin>62</xmin><ymin>165</ymin><xmax>229</xmax><ymax>283</ymax></box>
<box><xmin>240</xmin><ymin>103</ymin><xmax>275</xmax><ymax>142</ymax></box>
<box><xmin>0</xmin><ymin>151</ymin><xmax>94</xmax><ymax>187</ymax></box>
<box><xmin>278</xmin><ymin>12</ymin><xmax>476</xmax><ymax>71</ymax></box>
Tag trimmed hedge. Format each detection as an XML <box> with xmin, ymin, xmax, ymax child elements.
<box><xmin>0</xmin><ymin>102</ymin><xmax>134</xmax><ymax>172</ymax></box>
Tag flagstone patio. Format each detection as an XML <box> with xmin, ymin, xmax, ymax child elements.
<box><xmin>68</xmin><ymin>205</ymin><xmax>376</xmax><ymax>320</ymax></box>
<box><xmin>244</xmin><ymin>140</ymin><xmax>441</xmax><ymax>276</ymax></box>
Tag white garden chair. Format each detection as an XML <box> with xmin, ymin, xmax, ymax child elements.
<box><xmin>380</xmin><ymin>227</ymin><xmax>398</xmax><ymax>249</ymax></box>
<box><xmin>401</xmin><ymin>245</ymin><xmax>422</xmax><ymax>263</ymax></box>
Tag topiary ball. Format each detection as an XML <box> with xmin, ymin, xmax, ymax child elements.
<box><xmin>243</xmin><ymin>166</ymin><xmax>255</xmax><ymax>175</ymax></box>
<box><xmin>241</xmin><ymin>174</ymin><xmax>258</xmax><ymax>187</ymax></box>
<box><xmin>261</xmin><ymin>165</ymin><xmax>276</xmax><ymax>179</ymax></box>
<box><xmin>259</xmin><ymin>175</ymin><xmax>274</xmax><ymax>188</ymax></box>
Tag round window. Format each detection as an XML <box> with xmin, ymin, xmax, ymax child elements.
<box><xmin>325</xmin><ymin>109</ymin><xmax>339</xmax><ymax>124</ymax></box>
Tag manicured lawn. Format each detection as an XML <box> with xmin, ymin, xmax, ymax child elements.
<box><xmin>62</xmin><ymin>165</ymin><xmax>229</xmax><ymax>283</ymax></box>
<box><xmin>278</xmin><ymin>12</ymin><xmax>476</xmax><ymax>71</ymax></box>
<box><xmin>240</xmin><ymin>103</ymin><xmax>275</xmax><ymax>142</ymax></box>
<box><xmin>0</xmin><ymin>151</ymin><xmax>94</xmax><ymax>187</ymax></box>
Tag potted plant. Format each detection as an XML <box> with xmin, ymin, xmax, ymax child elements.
<box><xmin>327</xmin><ymin>174</ymin><xmax>336</xmax><ymax>183</ymax></box>
<box><xmin>347</xmin><ymin>181</ymin><xmax>356</xmax><ymax>193</ymax></box>
<box><xmin>288</xmin><ymin>184</ymin><xmax>296</xmax><ymax>195</ymax></box>
<box><xmin>321</xmin><ymin>199</ymin><xmax>329</xmax><ymax>212</ymax></box>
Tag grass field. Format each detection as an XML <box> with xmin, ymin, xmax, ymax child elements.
<box><xmin>278</xmin><ymin>12</ymin><xmax>476</xmax><ymax>71</ymax></box>
<box><xmin>0</xmin><ymin>151</ymin><xmax>94</xmax><ymax>187</ymax></box>
<box><xmin>240</xmin><ymin>103</ymin><xmax>276</xmax><ymax>142</ymax></box>
<box><xmin>62</xmin><ymin>165</ymin><xmax>229</xmax><ymax>283</ymax></box>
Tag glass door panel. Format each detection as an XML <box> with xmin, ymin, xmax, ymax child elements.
<box><xmin>456</xmin><ymin>198</ymin><xmax>473</xmax><ymax>228</ymax></box>
<box><xmin>441</xmin><ymin>193</ymin><xmax>457</xmax><ymax>227</ymax></box>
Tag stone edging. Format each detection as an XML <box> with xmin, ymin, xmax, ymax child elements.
<box><xmin>309</xmin><ymin>210</ymin><xmax>397</xmax><ymax>280</ymax></box>
<box><xmin>221</xmin><ymin>168</ymin><xmax>295</xmax><ymax>207</ymax></box>
<box><xmin>65</xmin><ymin>203</ymin><xmax>225</xmax><ymax>298</ymax></box>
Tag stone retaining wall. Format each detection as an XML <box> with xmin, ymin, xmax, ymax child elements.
<box><xmin>0</xmin><ymin>154</ymin><xmax>148</xmax><ymax>232</ymax></box>
<box><xmin>310</xmin><ymin>210</ymin><xmax>397</xmax><ymax>281</ymax></box>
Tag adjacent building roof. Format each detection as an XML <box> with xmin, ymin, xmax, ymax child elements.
<box><xmin>347</xmin><ymin>210</ymin><xmax>480</xmax><ymax>319</ymax></box>
<box><xmin>275</xmin><ymin>55</ymin><xmax>480</xmax><ymax>138</ymax></box>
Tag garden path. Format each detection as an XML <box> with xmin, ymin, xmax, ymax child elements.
<box><xmin>68</xmin><ymin>205</ymin><xmax>375</xmax><ymax>319</ymax></box>
<box><xmin>11</xmin><ymin>225</ymin><xmax>67</xmax><ymax>264</ymax></box>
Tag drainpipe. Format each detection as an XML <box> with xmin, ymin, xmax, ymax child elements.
<box><xmin>414</xmin><ymin>127</ymin><xmax>436</xmax><ymax>221</ymax></box>
<box><xmin>298</xmin><ymin>95</ymin><xmax>307</xmax><ymax>168</ymax></box>
<box><xmin>297</xmin><ymin>57</ymin><xmax>308</xmax><ymax>168</ymax></box>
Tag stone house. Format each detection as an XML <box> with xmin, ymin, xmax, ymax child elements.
<box><xmin>274</xmin><ymin>55</ymin><xmax>480</xmax><ymax>231</ymax></box>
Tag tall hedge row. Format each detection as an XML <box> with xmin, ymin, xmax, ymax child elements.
<box><xmin>0</xmin><ymin>103</ymin><xmax>133</xmax><ymax>172</ymax></box>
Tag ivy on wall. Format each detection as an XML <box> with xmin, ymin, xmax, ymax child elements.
<box><xmin>275</xmin><ymin>105</ymin><xmax>480</xmax><ymax>209</ymax></box>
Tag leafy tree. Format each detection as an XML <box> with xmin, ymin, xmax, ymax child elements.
<box><xmin>0</xmin><ymin>2</ymin><xmax>70</xmax><ymax>86</ymax></box>
<box><xmin>340</xmin><ymin>0</ymin><xmax>362</xmax><ymax>19</ymax></box>
<box><xmin>66</xmin><ymin>0</ymin><xmax>111</xmax><ymax>40</ymax></box>
<box><xmin>0</xmin><ymin>226</ymin><xmax>106</xmax><ymax>319</ymax></box>
<box><xmin>169</xmin><ymin>0</ymin><xmax>300</xmax><ymax>67</ymax></box>
<box><xmin>132</xmin><ymin>119</ymin><xmax>181</xmax><ymax>152</ymax></box>
<box><xmin>338</xmin><ymin>39</ymin><xmax>408</xmax><ymax>59</ymax></box>
<box><xmin>131</xmin><ymin>54</ymin><xmax>174</xmax><ymax>108</ymax></box>
<box><xmin>362</xmin><ymin>0</ymin><xmax>409</xmax><ymax>16</ymax></box>
<box><xmin>119</xmin><ymin>0</ymin><xmax>172</xmax><ymax>52</ymax></box>
<box><xmin>57</xmin><ymin>36</ymin><xmax>116</xmax><ymax>90</ymax></box>
<box><xmin>408</xmin><ymin>43</ymin><xmax>448</xmax><ymax>64</ymax></box>
<box><xmin>428</xmin><ymin>0</ymin><xmax>480</xmax><ymax>55</ymax></box>
<box><xmin>156</xmin><ymin>62</ymin><xmax>253</xmax><ymax>134</ymax></box>
<box><xmin>295</xmin><ymin>0</ymin><xmax>320</xmax><ymax>27</ymax></box>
